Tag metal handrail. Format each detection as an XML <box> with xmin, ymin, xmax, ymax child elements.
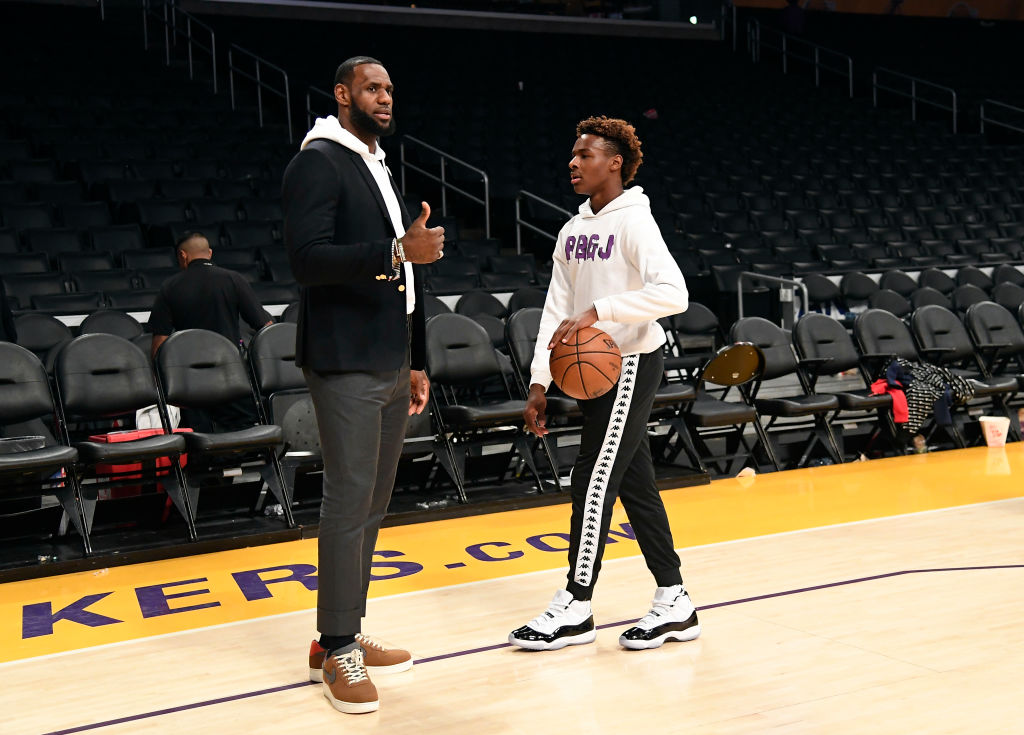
<box><xmin>737</xmin><ymin>272</ymin><xmax>809</xmax><ymax>330</ymax></box>
<box><xmin>980</xmin><ymin>99</ymin><xmax>1024</xmax><ymax>136</ymax></box>
<box><xmin>305</xmin><ymin>86</ymin><xmax>333</xmax><ymax>129</ymax></box>
<box><xmin>731</xmin><ymin>1</ymin><xmax>738</xmax><ymax>52</ymax></box>
<box><xmin>748</xmin><ymin>19</ymin><xmax>853</xmax><ymax>98</ymax></box>
<box><xmin>399</xmin><ymin>136</ymin><xmax>490</xmax><ymax>238</ymax></box>
<box><xmin>515</xmin><ymin>191</ymin><xmax>572</xmax><ymax>255</ymax></box>
<box><xmin>142</xmin><ymin>1</ymin><xmax>217</xmax><ymax>93</ymax></box>
<box><xmin>873</xmin><ymin>67</ymin><xmax>958</xmax><ymax>133</ymax></box>
<box><xmin>228</xmin><ymin>44</ymin><xmax>293</xmax><ymax>142</ymax></box>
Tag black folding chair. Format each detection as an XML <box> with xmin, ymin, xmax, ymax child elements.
<box><xmin>731</xmin><ymin>317</ymin><xmax>842</xmax><ymax>468</ymax></box>
<box><xmin>682</xmin><ymin>343</ymin><xmax>781</xmax><ymax>476</ymax></box>
<box><xmin>792</xmin><ymin>313</ymin><xmax>900</xmax><ymax>459</ymax></box>
<box><xmin>53</xmin><ymin>334</ymin><xmax>194</xmax><ymax>544</ymax></box>
<box><xmin>427</xmin><ymin>313</ymin><xmax>548</xmax><ymax>502</ymax></box>
<box><xmin>155</xmin><ymin>329</ymin><xmax>293</xmax><ymax>528</ymax></box>
<box><xmin>0</xmin><ymin>343</ymin><xmax>85</xmax><ymax>553</ymax></box>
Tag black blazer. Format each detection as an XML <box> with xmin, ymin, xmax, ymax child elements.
<box><xmin>282</xmin><ymin>138</ymin><xmax>426</xmax><ymax>372</ymax></box>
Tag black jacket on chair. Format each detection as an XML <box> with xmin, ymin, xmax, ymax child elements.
<box><xmin>282</xmin><ymin>138</ymin><xmax>426</xmax><ymax>372</ymax></box>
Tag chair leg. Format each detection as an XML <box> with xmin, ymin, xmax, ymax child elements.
<box><xmin>512</xmin><ymin>432</ymin><xmax>546</xmax><ymax>493</ymax></box>
<box><xmin>815</xmin><ymin>414</ymin><xmax>845</xmax><ymax>465</ymax></box>
<box><xmin>537</xmin><ymin>434</ymin><xmax>563</xmax><ymax>490</ymax></box>
<box><xmin>433</xmin><ymin>435</ymin><xmax>468</xmax><ymax>504</ymax></box>
<box><xmin>166</xmin><ymin>459</ymin><xmax>198</xmax><ymax>540</ymax></box>
<box><xmin>260</xmin><ymin>449</ymin><xmax>296</xmax><ymax>528</ymax></box>
<box><xmin>992</xmin><ymin>395</ymin><xmax>1020</xmax><ymax>442</ymax></box>
<box><xmin>751</xmin><ymin>417</ymin><xmax>782</xmax><ymax>471</ymax></box>
<box><xmin>55</xmin><ymin>469</ymin><xmax>92</xmax><ymax>556</ymax></box>
<box><xmin>679</xmin><ymin>418</ymin><xmax>710</xmax><ymax>475</ymax></box>
<box><xmin>668</xmin><ymin>417</ymin><xmax>706</xmax><ymax>474</ymax></box>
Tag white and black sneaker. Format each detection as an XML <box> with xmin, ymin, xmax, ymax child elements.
<box><xmin>619</xmin><ymin>584</ymin><xmax>701</xmax><ymax>650</ymax></box>
<box><xmin>509</xmin><ymin>589</ymin><xmax>597</xmax><ymax>650</ymax></box>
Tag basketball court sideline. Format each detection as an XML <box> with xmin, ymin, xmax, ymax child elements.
<box><xmin>2</xmin><ymin>446</ymin><xmax>1023</xmax><ymax>734</ymax></box>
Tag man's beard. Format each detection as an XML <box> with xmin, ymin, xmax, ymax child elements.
<box><xmin>350</xmin><ymin>102</ymin><xmax>396</xmax><ymax>138</ymax></box>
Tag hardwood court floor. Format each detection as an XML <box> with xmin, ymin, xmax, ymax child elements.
<box><xmin>2</xmin><ymin>446</ymin><xmax>1023</xmax><ymax>734</ymax></box>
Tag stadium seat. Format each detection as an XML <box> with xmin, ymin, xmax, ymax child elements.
<box><xmin>426</xmin><ymin>313</ymin><xmax>547</xmax><ymax>501</ymax></box>
<box><xmin>154</xmin><ymin>329</ymin><xmax>293</xmax><ymax>528</ymax></box>
<box><xmin>730</xmin><ymin>317</ymin><xmax>841</xmax><ymax>469</ymax></box>
<box><xmin>53</xmin><ymin>333</ymin><xmax>193</xmax><ymax>544</ymax></box>
<box><xmin>0</xmin><ymin>342</ymin><xmax>85</xmax><ymax>552</ymax></box>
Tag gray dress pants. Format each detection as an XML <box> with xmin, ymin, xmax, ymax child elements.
<box><xmin>303</xmin><ymin>361</ymin><xmax>410</xmax><ymax>635</ymax></box>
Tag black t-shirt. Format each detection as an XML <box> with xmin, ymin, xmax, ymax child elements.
<box><xmin>149</xmin><ymin>259</ymin><xmax>271</xmax><ymax>344</ymax></box>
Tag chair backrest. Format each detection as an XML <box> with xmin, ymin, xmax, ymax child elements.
<box><xmin>423</xmin><ymin>294</ymin><xmax>451</xmax><ymax>320</ymax></box>
<box><xmin>505</xmin><ymin>307</ymin><xmax>542</xmax><ymax>379</ymax></box>
<box><xmin>868</xmin><ymin>289</ymin><xmax>912</xmax><ymax>319</ymax></box>
<box><xmin>839</xmin><ymin>271</ymin><xmax>878</xmax><ymax>303</ymax></box>
<box><xmin>699</xmin><ymin>342</ymin><xmax>765</xmax><ymax>388</ymax></box>
<box><xmin>79</xmin><ymin>309</ymin><xmax>144</xmax><ymax>340</ymax></box>
<box><xmin>107</xmin><ymin>289</ymin><xmax>159</xmax><ymax>311</ymax></box>
<box><xmin>249</xmin><ymin>322</ymin><xmax>305</xmax><ymax>394</ymax></box>
<box><xmin>793</xmin><ymin>313</ymin><xmax>861</xmax><ymax>375</ymax></box>
<box><xmin>952</xmin><ymin>284</ymin><xmax>989</xmax><ymax>313</ymax></box>
<box><xmin>854</xmin><ymin>309</ymin><xmax>918</xmax><ymax>361</ymax></box>
<box><xmin>56</xmin><ymin>334</ymin><xmax>160</xmax><ymax>418</ymax></box>
<box><xmin>671</xmin><ymin>301</ymin><xmax>720</xmax><ymax>336</ymax></box>
<box><xmin>962</xmin><ymin>300</ymin><xmax>1024</xmax><ymax>358</ymax></box>
<box><xmin>801</xmin><ymin>273</ymin><xmax>840</xmax><ymax>307</ymax></box>
<box><xmin>991</xmin><ymin>282</ymin><xmax>1024</xmax><ymax>312</ymax></box>
<box><xmin>426</xmin><ymin>313</ymin><xmax>502</xmax><ymax>384</ymax></box>
<box><xmin>730</xmin><ymin>317</ymin><xmax>797</xmax><ymax>380</ymax></box>
<box><xmin>956</xmin><ymin>266</ymin><xmax>993</xmax><ymax>291</ymax></box>
<box><xmin>13</xmin><ymin>313</ymin><xmax>72</xmax><ymax>356</ymax></box>
<box><xmin>965</xmin><ymin>301</ymin><xmax>1024</xmax><ymax>356</ymax></box>
<box><xmin>992</xmin><ymin>264</ymin><xmax>1024</xmax><ymax>287</ymax></box>
<box><xmin>0</xmin><ymin>342</ymin><xmax>56</xmax><ymax>425</ymax></box>
<box><xmin>911</xmin><ymin>286</ymin><xmax>953</xmax><ymax>311</ymax></box>
<box><xmin>454</xmin><ymin>289</ymin><xmax>507</xmax><ymax>319</ymax></box>
<box><xmin>156</xmin><ymin>329</ymin><xmax>254</xmax><ymax>408</ymax></box>
<box><xmin>918</xmin><ymin>268</ymin><xmax>955</xmax><ymax>295</ymax></box>
<box><xmin>910</xmin><ymin>304</ymin><xmax>977</xmax><ymax>364</ymax></box>
<box><xmin>506</xmin><ymin>287</ymin><xmax>547</xmax><ymax>313</ymax></box>
<box><xmin>879</xmin><ymin>270</ymin><xmax>918</xmax><ymax>297</ymax></box>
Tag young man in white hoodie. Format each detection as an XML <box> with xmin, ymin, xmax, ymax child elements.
<box><xmin>510</xmin><ymin>116</ymin><xmax>700</xmax><ymax>651</ymax></box>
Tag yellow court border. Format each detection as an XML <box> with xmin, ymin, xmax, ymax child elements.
<box><xmin>1</xmin><ymin>445</ymin><xmax>1021</xmax><ymax>664</ymax></box>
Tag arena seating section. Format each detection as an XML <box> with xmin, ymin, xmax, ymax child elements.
<box><xmin>3</xmin><ymin>3</ymin><xmax>1024</xmax><ymax>563</ymax></box>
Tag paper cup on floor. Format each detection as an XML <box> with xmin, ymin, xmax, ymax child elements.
<box><xmin>979</xmin><ymin>416</ymin><xmax>1010</xmax><ymax>447</ymax></box>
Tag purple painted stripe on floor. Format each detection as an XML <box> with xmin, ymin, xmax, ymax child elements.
<box><xmin>43</xmin><ymin>681</ymin><xmax>317</xmax><ymax>735</ymax></box>
<box><xmin>39</xmin><ymin>564</ymin><xmax>1024</xmax><ymax>735</ymax></box>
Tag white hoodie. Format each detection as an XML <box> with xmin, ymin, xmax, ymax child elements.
<box><xmin>530</xmin><ymin>186</ymin><xmax>688</xmax><ymax>390</ymax></box>
<box><xmin>300</xmin><ymin>116</ymin><xmax>414</xmax><ymax>313</ymax></box>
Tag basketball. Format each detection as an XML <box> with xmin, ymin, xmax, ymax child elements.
<box><xmin>549</xmin><ymin>327</ymin><xmax>622</xmax><ymax>400</ymax></box>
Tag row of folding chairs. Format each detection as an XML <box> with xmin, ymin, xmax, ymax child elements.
<box><xmin>0</xmin><ymin>329</ymin><xmax>294</xmax><ymax>554</ymax></box>
<box><xmin>676</xmin><ymin>208</ymin><xmax>1024</xmax><ymax>239</ymax></box>
<box><xmin>0</xmin><ymin>222</ymin><xmax>284</xmax><ymax>262</ymax></box>
<box><xmin>0</xmin><ymin>156</ymin><xmax>285</xmax><ymax>188</ymax></box>
<box><xmin>803</xmin><ymin>266</ymin><xmax>1024</xmax><ymax>315</ymax></box>
<box><xmin>658</xmin><ymin>300</ymin><xmax>1023</xmax><ymax>469</ymax></box>
<box><xmin>0</xmin><ymin>197</ymin><xmax>283</xmax><ymax>233</ymax></box>
<box><xmin>3</xmin><ymin>269</ymin><xmax>297</xmax><ymax>313</ymax></box>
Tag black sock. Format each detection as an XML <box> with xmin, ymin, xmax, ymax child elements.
<box><xmin>319</xmin><ymin>634</ymin><xmax>357</xmax><ymax>653</ymax></box>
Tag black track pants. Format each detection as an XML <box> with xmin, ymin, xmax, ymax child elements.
<box><xmin>565</xmin><ymin>349</ymin><xmax>683</xmax><ymax>601</ymax></box>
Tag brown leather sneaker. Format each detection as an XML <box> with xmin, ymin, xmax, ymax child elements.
<box><xmin>309</xmin><ymin>635</ymin><xmax>413</xmax><ymax>682</ymax></box>
<box><xmin>355</xmin><ymin>633</ymin><xmax>414</xmax><ymax>673</ymax></box>
<box><xmin>321</xmin><ymin>647</ymin><xmax>378</xmax><ymax>714</ymax></box>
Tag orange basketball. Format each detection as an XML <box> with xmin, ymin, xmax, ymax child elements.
<box><xmin>549</xmin><ymin>326</ymin><xmax>622</xmax><ymax>400</ymax></box>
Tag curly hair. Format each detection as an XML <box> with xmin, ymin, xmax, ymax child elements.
<box><xmin>576</xmin><ymin>116</ymin><xmax>643</xmax><ymax>185</ymax></box>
